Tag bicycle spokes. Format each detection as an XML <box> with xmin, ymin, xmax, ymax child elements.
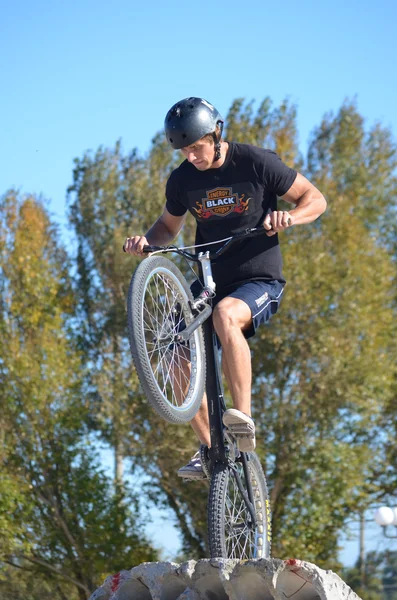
<box><xmin>225</xmin><ymin>464</ymin><xmax>257</xmax><ymax>558</ymax></box>
<box><xmin>143</xmin><ymin>273</ymin><xmax>197</xmax><ymax>407</ymax></box>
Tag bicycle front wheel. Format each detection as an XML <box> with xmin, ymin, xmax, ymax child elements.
<box><xmin>127</xmin><ymin>256</ymin><xmax>206</xmax><ymax>424</ymax></box>
<box><xmin>208</xmin><ymin>452</ymin><xmax>271</xmax><ymax>559</ymax></box>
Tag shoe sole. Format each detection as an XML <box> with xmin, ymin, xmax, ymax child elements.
<box><xmin>235</xmin><ymin>437</ymin><xmax>256</xmax><ymax>452</ymax></box>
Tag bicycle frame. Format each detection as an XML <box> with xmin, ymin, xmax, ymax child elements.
<box><xmin>131</xmin><ymin>227</ymin><xmax>270</xmax><ymax>528</ymax></box>
<box><xmin>197</xmin><ymin>254</ymin><xmax>257</xmax><ymax>529</ymax></box>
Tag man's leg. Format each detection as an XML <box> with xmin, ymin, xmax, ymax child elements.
<box><xmin>212</xmin><ymin>296</ymin><xmax>256</xmax><ymax>451</ymax></box>
<box><xmin>189</xmin><ymin>394</ymin><xmax>211</xmax><ymax>447</ymax></box>
<box><xmin>186</xmin><ymin>298</ymin><xmax>252</xmax><ymax>447</ymax></box>
<box><xmin>212</xmin><ymin>296</ymin><xmax>253</xmax><ymax>415</ymax></box>
<box><xmin>178</xmin><ymin>296</ymin><xmax>254</xmax><ymax>475</ymax></box>
<box><xmin>181</xmin><ymin>280</ymin><xmax>284</xmax><ymax>464</ymax></box>
<box><xmin>190</xmin><ymin>297</ymin><xmax>253</xmax><ymax>444</ymax></box>
<box><xmin>172</xmin><ymin>345</ymin><xmax>211</xmax><ymax>479</ymax></box>
<box><xmin>170</xmin><ymin>344</ymin><xmax>211</xmax><ymax>447</ymax></box>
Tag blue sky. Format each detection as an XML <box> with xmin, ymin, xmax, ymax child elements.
<box><xmin>2</xmin><ymin>0</ymin><xmax>396</xmax><ymax>567</ymax></box>
<box><xmin>2</xmin><ymin>0</ymin><xmax>396</xmax><ymax>234</ymax></box>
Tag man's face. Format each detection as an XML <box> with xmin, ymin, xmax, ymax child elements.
<box><xmin>180</xmin><ymin>139</ymin><xmax>214</xmax><ymax>170</ymax></box>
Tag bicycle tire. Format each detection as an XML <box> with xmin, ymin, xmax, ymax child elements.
<box><xmin>208</xmin><ymin>452</ymin><xmax>271</xmax><ymax>559</ymax></box>
<box><xmin>127</xmin><ymin>256</ymin><xmax>206</xmax><ymax>424</ymax></box>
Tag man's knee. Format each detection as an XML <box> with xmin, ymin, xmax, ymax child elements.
<box><xmin>213</xmin><ymin>302</ymin><xmax>232</xmax><ymax>333</ymax></box>
<box><xmin>213</xmin><ymin>298</ymin><xmax>251</xmax><ymax>335</ymax></box>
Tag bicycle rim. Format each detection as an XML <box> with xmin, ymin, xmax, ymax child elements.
<box><xmin>128</xmin><ymin>257</ymin><xmax>205</xmax><ymax>423</ymax></box>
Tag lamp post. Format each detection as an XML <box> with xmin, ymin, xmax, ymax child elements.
<box><xmin>374</xmin><ymin>506</ymin><xmax>397</xmax><ymax>539</ymax></box>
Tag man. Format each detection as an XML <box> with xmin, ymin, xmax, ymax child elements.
<box><xmin>124</xmin><ymin>97</ymin><xmax>326</xmax><ymax>479</ymax></box>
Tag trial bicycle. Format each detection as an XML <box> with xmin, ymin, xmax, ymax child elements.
<box><xmin>125</xmin><ymin>228</ymin><xmax>272</xmax><ymax>559</ymax></box>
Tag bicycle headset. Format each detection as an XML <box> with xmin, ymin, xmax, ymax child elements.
<box><xmin>164</xmin><ymin>97</ymin><xmax>224</xmax><ymax>161</ymax></box>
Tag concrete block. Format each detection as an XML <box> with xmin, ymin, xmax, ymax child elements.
<box><xmin>89</xmin><ymin>558</ymin><xmax>362</xmax><ymax>600</ymax></box>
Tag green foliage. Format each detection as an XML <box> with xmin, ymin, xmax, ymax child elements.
<box><xmin>225</xmin><ymin>97</ymin><xmax>302</xmax><ymax>167</ymax></box>
<box><xmin>343</xmin><ymin>550</ymin><xmax>397</xmax><ymax>600</ymax></box>
<box><xmin>250</xmin><ymin>100</ymin><xmax>397</xmax><ymax>565</ymax></box>
<box><xmin>66</xmin><ymin>139</ymin><xmax>182</xmax><ymax>477</ymax></box>
<box><xmin>0</xmin><ymin>474</ymin><xmax>33</xmax><ymax>557</ymax></box>
<box><xmin>0</xmin><ymin>563</ymin><xmax>78</xmax><ymax>600</ymax></box>
<box><xmin>0</xmin><ymin>192</ymin><xmax>157</xmax><ymax>599</ymax></box>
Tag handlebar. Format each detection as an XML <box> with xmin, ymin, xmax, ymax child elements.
<box><xmin>123</xmin><ymin>226</ymin><xmax>270</xmax><ymax>262</ymax></box>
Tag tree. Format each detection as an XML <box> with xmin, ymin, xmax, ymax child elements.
<box><xmin>250</xmin><ymin>99</ymin><xmax>397</xmax><ymax>565</ymax></box>
<box><xmin>67</xmin><ymin>138</ymin><xmax>184</xmax><ymax>484</ymax></box>
<box><xmin>343</xmin><ymin>550</ymin><xmax>397</xmax><ymax>600</ymax></box>
<box><xmin>210</xmin><ymin>97</ymin><xmax>397</xmax><ymax>565</ymax></box>
<box><xmin>68</xmin><ymin>135</ymin><xmax>210</xmax><ymax>556</ymax></box>
<box><xmin>66</xmin><ymin>97</ymin><xmax>397</xmax><ymax>565</ymax></box>
<box><xmin>0</xmin><ymin>191</ymin><xmax>157</xmax><ymax>599</ymax></box>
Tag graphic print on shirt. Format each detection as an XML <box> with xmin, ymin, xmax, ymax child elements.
<box><xmin>193</xmin><ymin>187</ymin><xmax>251</xmax><ymax>219</ymax></box>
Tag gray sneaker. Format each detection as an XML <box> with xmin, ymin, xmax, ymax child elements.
<box><xmin>177</xmin><ymin>451</ymin><xmax>206</xmax><ymax>480</ymax></box>
<box><xmin>222</xmin><ymin>409</ymin><xmax>256</xmax><ymax>452</ymax></box>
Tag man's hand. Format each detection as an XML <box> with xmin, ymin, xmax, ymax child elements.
<box><xmin>123</xmin><ymin>235</ymin><xmax>149</xmax><ymax>256</ymax></box>
<box><xmin>263</xmin><ymin>210</ymin><xmax>293</xmax><ymax>236</ymax></box>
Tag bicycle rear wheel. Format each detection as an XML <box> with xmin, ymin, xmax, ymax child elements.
<box><xmin>127</xmin><ymin>256</ymin><xmax>206</xmax><ymax>424</ymax></box>
<box><xmin>208</xmin><ymin>452</ymin><xmax>271</xmax><ymax>559</ymax></box>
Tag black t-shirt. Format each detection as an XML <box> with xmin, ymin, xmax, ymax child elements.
<box><xmin>165</xmin><ymin>142</ymin><xmax>297</xmax><ymax>291</ymax></box>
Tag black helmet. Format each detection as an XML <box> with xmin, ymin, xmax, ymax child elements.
<box><xmin>164</xmin><ymin>97</ymin><xmax>224</xmax><ymax>150</ymax></box>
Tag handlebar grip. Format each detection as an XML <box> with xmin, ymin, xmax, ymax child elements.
<box><xmin>122</xmin><ymin>243</ymin><xmax>164</xmax><ymax>253</ymax></box>
<box><xmin>143</xmin><ymin>245</ymin><xmax>163</xmax><ymax>252</ymax></box>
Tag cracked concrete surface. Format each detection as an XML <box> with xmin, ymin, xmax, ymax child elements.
<box><xmin>89</xmin><ymin>558</ymin><xmax>362</xmax><ymax>600</ymax></box>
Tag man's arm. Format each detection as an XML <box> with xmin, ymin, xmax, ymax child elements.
<box><xmin>124</xmin><ymin>207</ymin><xmax>186</xmax><ymax>255</ymax></box>
<box><xmin>264</xmin><ymin>173</ymin><xmax>327</xmax><ymax>235</ymax></box>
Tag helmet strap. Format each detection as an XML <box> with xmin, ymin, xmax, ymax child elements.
<box><xmin>213</xmin><ymin>121</ymin><xmax>224</xmax><ymax>162</ymax></box>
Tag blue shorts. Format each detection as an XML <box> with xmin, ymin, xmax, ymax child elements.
<box><xmin>192</xmin><ymin>279</ymin><xmax>285</xmax><ymax>340</ymax></box>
